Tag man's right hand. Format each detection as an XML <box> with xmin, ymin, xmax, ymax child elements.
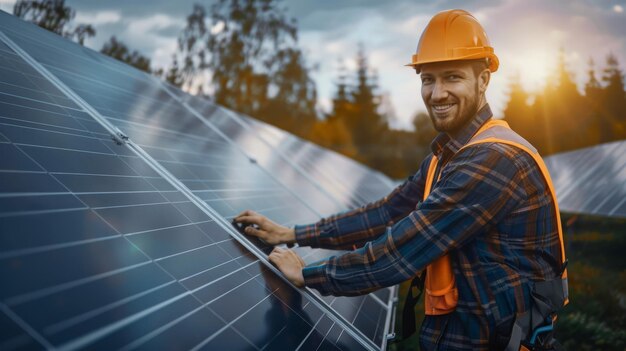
<box><xmin>233</xmin><ymin>210</ymin><xmax>296</xmax><ymax>246</ymax></box>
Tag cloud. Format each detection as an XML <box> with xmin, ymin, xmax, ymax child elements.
<box><xmin>79</xmin><ymin>12</ymin><xmax>183</xmax><ymax>71</ymax></box>
<box><xmin>75</xmin><ymin>10</ymin><xmax>121</xmax><ymax>25</ymax></box>
<box><xmin>66</xmin><ymin>0</ymin><xmax>194</xmax><ymax>18</ymax></box>
<box><xmin>126</xmin><ymin>13</ymin><xmax>180</xmax><ymax>35</ymax></box>
<box><xmin>0</xmin><ymin>0</ymin><xmax>15</xmax><ymax>13</ymax></box>
<box><xmin>122</xmin><ymin>14</ymin><xmax>184</xmax><ymax>69</ymax></box>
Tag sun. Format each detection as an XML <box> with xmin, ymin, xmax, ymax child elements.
<box><xmin>513</xmin><ymin>51</ymin><xmax>554</xmax><ymax>92</ymax></box>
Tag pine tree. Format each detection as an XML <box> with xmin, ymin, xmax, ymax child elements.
<box><xmin>529</xmin><ymin>93</ymin><xmax>550</xmax><ymax>154</ymax></box>
<box><xmin>601</xmin><ymin>53</ymin><xmax>626</xmax><ymax>140</ymax></box>
<box><xmin>328</xmin><ymin>60</ymin><xmax>352</xmax><ymax>123</ymax></box>
<box><xmin>504</xmin><ymin>71</ymin><xmax>535</xmax><ymax>144</ymax></box>
<box><xmin>348</xmin><ymin>44</ymin><xmax>388</xmax><ymax>158</ymax></box>
<box><xmin>309</xmin><ymin>118</ymin><xmax>358</xmax><ymax>159</ymax></box>
<box><xmin>315</xmin><ymin>60</ymin><xmax>358</xmax><ymax>158</ymax></box>
<box><xmin>538</xmin><ymin>48</ymin><xmax>584</xmax><ymax>154</ymax></box>
<box><xmin>585</xmin><ymin>58</ymin><xmax>602</xmax><ymax>98</ymax></box>
<box><xmin>583</xmin><ymin>57</ymin><xmax>604</xmax><ymax>146</ymax></box>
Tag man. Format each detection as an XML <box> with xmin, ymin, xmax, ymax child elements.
<box><xmin>235</xmin><ymin>9</ymin><xmax>567</xmax><ymax>351</ymax></box>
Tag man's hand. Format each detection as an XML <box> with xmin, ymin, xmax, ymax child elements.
<box><xmin>234</xmin><ymin>210</ymin><xmax>296</xmax><ymax>245</ymax></box>
<box><xmin>269</xmin><ymin>247</ymin><xmax>305</xmax><ymax>288</ymax></box>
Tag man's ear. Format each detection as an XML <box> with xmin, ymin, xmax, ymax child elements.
<box><xmin>478</xmin><ymin>69</ymin><xmax>491</xmax><ymax>94</ymax></box>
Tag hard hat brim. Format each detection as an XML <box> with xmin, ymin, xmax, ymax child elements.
<box><xmin>406</xmin><ymin>53</ymin><xmax>499</xmax><ymax>74</ymax></box>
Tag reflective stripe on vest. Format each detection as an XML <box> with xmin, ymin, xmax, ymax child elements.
<box><xmin>422</xmin><ymin>119</ymin><xmax>568</xmax><ymax>316</ymax></box>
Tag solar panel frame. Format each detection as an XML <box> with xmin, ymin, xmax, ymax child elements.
<box><xmin>0</xmin><ymin>12</ymin><xmax>399</xmax><ymax>350</ymax></box>
<box><xmin>545</xmin><ymin>140</ymin><xmax>626</xmax><ymax>218</ymax></box>
<box><xmin>0</xmin><ymin>31</ymin><xmax>376</xmax><ymax>351</ymax></box>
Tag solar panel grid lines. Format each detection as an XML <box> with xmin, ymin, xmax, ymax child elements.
<box><xmin>0</xmin><ymin>21</ymin><xmax>322</xmax><ymax>223</ymax></box>
<box><xmin>139</xmin><ymin>115</ymin><xmax>388</xmax><ymax>350</ymax></box>
<box><xmin>0</xmin><ymin>13</ymin><xmax>364</xmax><ymax>231</ymax></box>
<box><xmin>43</xmin><ymin>77</ymin><xmax>323</xmax><ymax>226</ymax></box>
<box><xmin>7</xmin><ymin>24</ymin><xmax>392</xmax><ymax>347</ymax></box>
<box><xmin>157</xmin><ymin>86</ymin><xmax>348</xmax><ymax>218</ymax></box>
<box><xmin>0</xmin><ymin>12</ymin><xmax>400</xmax><ymax>350</ymax></box>
<box><xmin>186</xmin><ymin>214</ymin><xmax>384</xmax><ymax>351</ymax></box>
<box><xmin>0</xmin><ymin>145</ymin><xmax>249</xmax><ymax>351</ymax></box>
<box><xmin>235</xmin><ymin>115</ymin><xmax>397</xmax><ymax>204</ymax></box>
<box><xmin>172</xmin><ymin>94</ymin><xmax>364</xmax><ymax>211</ymax></box>
<box><xmin>586</xmin><ymin>144</ymin><xmax>626</xmax><ymax>216</ymax></box>
<box><xmin>1</xmin><ymin>111</ymin><xmax>188</xmax><ymax>350</ymax></box>
<box><xmin>0</xmin><ymin>37</ymin><xmax>348</xmax><ymax>351</ymax></box>
<box><xmin>549</xmin><ymin>147</ymin><xmax>608</xmax><ymax>204</ymax></box>
<box><xmin>0</xmin><ymin>31</ymin><xmax>127</xmax><ymax>149</ymax></box>
<box><xmin>216</xmin><ymin>111</ymin><xmax>370</xmax><ymax>207</ymax></box>
<box><xmin>0</xmin><ymin>101</ymin><xmax>366</xmax><ymax>351</ymax></box>
<box><xmin>146</xmin><ymin>85</ymin><xmax>335</xmax><ymax>220</ymax></box>
<box><xmin>544</xmin><ymin>140</ymin><xmax>626</xmax><ymax>218</ymax></box>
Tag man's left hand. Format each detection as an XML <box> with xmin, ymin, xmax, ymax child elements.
<box><xmin>269</xmin><ymin>247</ymin><xmax>305</xmax><ymax>288</ymax></box>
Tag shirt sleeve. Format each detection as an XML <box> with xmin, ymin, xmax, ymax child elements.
<box><xmin>302</xmin><ymin>144</ymin><xmax>526</xmax><ymax>296</ymax></box>
<box><xmin>293</xmin><ymin>155</ymin><xmax>430</xmax><ymax>250</ymax></box>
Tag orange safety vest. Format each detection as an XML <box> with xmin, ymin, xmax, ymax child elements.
<box><xmin>421</xmin><ymin>119</ymin><xmax>568</xmax><ymax>315</ymax></box>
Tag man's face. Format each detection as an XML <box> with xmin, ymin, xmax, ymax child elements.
<box><xmin>420</xmin><ymin>60</ymin><xmax>487</xmax><ymax>135</ymax></box>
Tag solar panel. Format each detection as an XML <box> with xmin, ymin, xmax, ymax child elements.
<box><xmin>545</xmin><ymin>140</ymin><xmax>626</xmax><ymax>218</ymax></box>
<box><xmin>0</xmin><ymin>31</ymin><xmax>375</xmax><ymax>351</ymax></box>
<box><xmin>0</xmin><ymin>11</ymin><xmax>397</xmax><ymax>351</ymax></box>
<box><xmin>163</xmin><ymin>93</ymin><xmax>396</xmax><ymax>336</ymax></box>
<box><xmin>0</xmin><ymin>29</ymin><xmax>392</xmax><ymax>346</ymax></box>
<box><xmin>182</xmin><ymin>94</ymin><xmax>351</xmax><ymax>210</ymax></box>
<box><xmin>231</xmin><ymin>112</ymin><xmax>396</xmax><ymax>204</ymax></box>
<box><xmin>178</xmin><ymin>96</ymin><xmax>366</xmax><ymax>210</ymax></box>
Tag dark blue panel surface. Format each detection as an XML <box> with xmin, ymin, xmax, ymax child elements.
<box><xmin>235</xmin><ymin>114</ymin><xmax>396</xmax><ymax>204</ymax></box>
<box><xmin>0</xmin><ymin>30</ymin><xmax>388</xmax><ymax>346</ymax></box>
<box><xmin>0</xmin><ymin>310</ymin><xmax>45</xmax><ymax>350</ymax></box>
<box><xmin>181</xmin><ymin>96</ymin><xmax>349</xmax><ymax>214</ymax></box>
<box><xmin>0</xmin><ymin>11</ymin><xmax>394</xmax><ymax>350</ymax></box>
<box><xmin>0</xmin><ymin>36</ymin><xmax>334</xmax><ymax>350</ymax></box>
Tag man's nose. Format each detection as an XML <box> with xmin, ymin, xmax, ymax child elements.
<box><xmin>431</xmin><ymin>81</ymin><xmax>449</xmax><ymax>102</ymax></box>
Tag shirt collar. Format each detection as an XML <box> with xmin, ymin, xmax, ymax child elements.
<box><xmin>430</xmin><ymin>103</ymin><xmax>493</xmax><ymax>158</ymax></box>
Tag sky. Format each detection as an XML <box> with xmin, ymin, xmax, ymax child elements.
<box><xmin>1</xmin><ymin>0</ymin><xmax>625</xmax><ymax>130</ymax></box>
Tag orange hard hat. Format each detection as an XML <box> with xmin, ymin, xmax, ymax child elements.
<box><xmin>407</xmin><ymin>9</ymin><xmax>499</xmax><ymax>73</ymax></box>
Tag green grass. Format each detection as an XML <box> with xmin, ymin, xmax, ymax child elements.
<box><xmin>554</xmin><ymin>215</ymin><xmax>626</xmax><ymax>351</ymax></box>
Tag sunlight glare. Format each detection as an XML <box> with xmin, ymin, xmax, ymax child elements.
<box><xmin>513</xmin><ymin>51</ymin><xmax>553</xmax><ymax>92</ymax></box>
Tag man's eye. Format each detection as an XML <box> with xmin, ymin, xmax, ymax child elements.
<box><xmin>421</xmin><ymin>77</ymin><xmax>433</xmax><ymax>84</ymax></box>
<box><xmin>447</xmin><ymin>75</ymin><xmax>460</xmax><ymax>80</ymax></box>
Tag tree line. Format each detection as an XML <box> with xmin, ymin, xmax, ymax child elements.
<box><xmin>13</xmin><ymin>0</ymin><xmax>626</xmax><ymax>179</ymax></box>
<box><xmin>505</xmin><ymin>49</ymin><xmax>626</xmax><ymax>156</ymax></box>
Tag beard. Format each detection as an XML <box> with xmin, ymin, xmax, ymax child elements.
<box><xmin>428</xmin><ymin>85</ymin><xmax>481</xmax><ymax>135</ymax></box>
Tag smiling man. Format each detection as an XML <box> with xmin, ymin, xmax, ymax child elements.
<box><xmin>235</xmin><ymin>9</ymin><xmax>568</xmax><ymax>351</ymax></box>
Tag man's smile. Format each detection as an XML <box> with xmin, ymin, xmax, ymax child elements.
<box><xmin>431</xmin><ymin>103</ymin><xmax>456</xmax><ymax>116</ymax></box>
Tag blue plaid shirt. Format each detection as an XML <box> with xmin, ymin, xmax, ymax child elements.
<box><xmin>294</xmin><ymin>105</ymin><xmax>563</xmax><ymax>350</ymax></box>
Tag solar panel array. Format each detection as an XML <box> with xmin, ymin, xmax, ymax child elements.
<box><xmin>0</xmin><ymin>11</ymin><xmax>397</xmax><ymax>351</ymax></box>
<box><xmin>544</xmin><ymin>140</ymin><xmax>626</xmax><ymax>218</ymax></box>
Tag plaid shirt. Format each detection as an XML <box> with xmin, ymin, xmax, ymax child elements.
<box><xmin>295</xmin><ymin>104</ymin><xmax>563</xmax><ymax>350</ymax></box>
